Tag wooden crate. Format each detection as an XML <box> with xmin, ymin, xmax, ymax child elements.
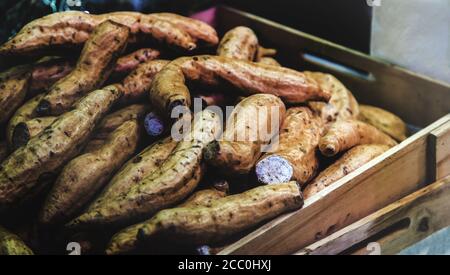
<box><xmin>295</xmin><ymin>175</ymin><xmax>450</xmax><ymax>255</ymax></box>
<box><xmin>215</xmin><ymin>6</ymin><xmax>450</xmax><ymax>255</ymax></box>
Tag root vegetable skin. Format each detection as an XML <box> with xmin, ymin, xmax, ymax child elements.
<box><xmin>258</xmin><ymin>57</ymin><xmax>280</xmax><ymax>66</ymax></box>
<box><xmin>0</xmin><ymin>11</ymin><xmax>217</xmax><ymax>56</ymax></box>
<box><xmin>122</xmin><ymin>60</ymin><xmax>169</xmax><ymax>104</ymax></box>
<box><xmin>256</xmin><ymin>107</ymin><xmax>323</xmax><ymax>185</ymax></box>
<box><xmin>319</xmin><ymin>120</ymin><xmax>397</xmax><ymax>156</ymax></box>
<box><xmin>85</xmin><ymin>137</ymin><xmax>177</xmax><ymax>211</ymax></box>
<box><xmin>217</xmin><ymin>26</ymin><xmax>258</xmax><ymax>61</ymax></box>
<box><xmin>306</xmin><ymin>72</ymin><xmax>359</xmax><ymax>125</ymax></box>
<box><xmin>304</xmin><ymin>144</ymin><xmax>390</xmax><ymax>199</ymax></box>
<box><xmin>7</xmin><ymin>94</ymin><xmax>43</xmax><ymax>146</ymax></box>
<box><xmin>36</xmin><ymin>20</ymin><xmax>129</xmax><ymax>115</ymax></box>
<box><xmin>70</xmin><ymin>110</ymin><xmax>221</xmax><ymax>228</ymax></box>
<box><xmin>107</xmin><ymin>185</ymin><xmax>229</xmax><ymax>254</ymax></box>
<box><xmin>0</xmin><ymin>85</ymin><xmax>122</xmax><ymax>210</ymax></box>
<box><xmin>149</xmin><ymin>56</ymin><xmax>330</xmax><ymax>115</ymax></box>
<box><xmin>0</xmin><ymin>226</ymin><xmax>33</xmax><ymax>255</ymax></box>
<box><xmin>113</xmin><ymin>48</ymin><xmax>161</xmax><ymax>75</ymax></box>
<box><xmin>358</xmin><ymin>105</ymin><xmax>408</xmax><ymax>142</ymax></box>
<box><xmin>256</xmin><ymin>46</ymin><xmax>277</xmax><ymax>61</ymax></box>
<box><xmin>148</xmin><ymin>13</ymin><xmax>218</xmax><ymax>46</ymax></box>
<box><xmin>107</xmin><ymin>182</ymin><xmax>303</xmax><ymax>254</ymax></box>
<box><xmin>40</xmin><ymin>120</ymin><xmax>140</xmax><ymax>225</ymax></box>
<box><xmin>94</xmin><ymin>104</ymin><xmax>149</xmax><ymax>139</ymax></box>
<box><xmin>30</xmin><ymin>58</ymin><xmax>74</xmax><ymax>93</ymax></box>
<box><xmin>0</xmin><ymin>65</ymin><xmax>31</xmax><ymax>123</ymax></box>
<box><xmin>204</xmin><ymin>94</ymin><xmax>286</xmax><ymax>174</ymax></box>
<box><xmin>12</xmin><ymin>117</ymin><xmax>57</xmax><ymax>149</ymax></box>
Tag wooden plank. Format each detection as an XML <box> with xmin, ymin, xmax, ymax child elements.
<box><xmin>429</xmin><ymin>121</ymin><xmax>450</xmax><ymax>181</ymax></box>
<box><xmin>296</xmin><ymin>175</ymin><xmax>450</xmax><ymax>255</ymax></box>
<box><xmin>220</xmin><ymin>115</ymin><xmax>450</xmax><ymax>255</ymax></box>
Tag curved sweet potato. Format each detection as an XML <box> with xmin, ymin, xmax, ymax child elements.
<box><xmin>0</xmin><ymin>85</ymin><xmax>122</xmax><ymax>211</ymax></box>
<box><xmin>150</xmin><ymin>55</ymin><xmax>330</xmax><ymax>117</ymax></box>
<box><xmin>358</xmin><ymin>105</ymin><xmax>407</xmax><ymax>142</ymax></box>
<box><xmin>36</xmin><ymin>20</ymin><xmax>129</xmax><ymax>115</ymax></box>
<box><xmin>256</xmin><ymin>107</ymin><xmax>323</xmax><ymax>185</ymax></box>
<box><xmin>217</xmin><ymin>26</ymin><xmax>258</xmax><ymax>61</ymax></box>
<box><xmin>40</xmin><ymin>120</ymin><xmax>140</xmax><ymax>225</ymax></box>
<box><xmin>107</xmin><ymin>182</ymin><xmax>303</xmax><ymax>254</ymax></box>
<box><xmin>69</xmin><ymin>109</ymin><xmax>221</xmax><ymax>228</ymax></box>
<box><xmin>204</xmin><ymin>94</ymin><xmax>286</xmax><ymax>174</ymax></box>
<box><xmin>319</xmin><ymin>120</ymin><xmax>397</xmax><ymax>157</ymax></box>
<box><xmin>304</xmin><ymin>144</ymin><xmax>390</xmax><ymax>199</ymax></box>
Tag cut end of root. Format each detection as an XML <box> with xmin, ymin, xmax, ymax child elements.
<box><xmin>36</xmin><ymin>99</ymin><xmax>51</xmax><ymax>116</ymax></box>
<box><xmin>144</xmin><ymin>112</ymin><xmax>165</xmax><ymax>137</ymax></box>
<box><xmin>255</xmin><ymin>155</ymin><xmax>294</xmax><ymax>185</ymax></box>
<box><xmin>12</xmin><ymin>122</ymin><xmax>31</xmax><ymax>149</ymax></box>
<box><xmin>203</xmin><ymin>141</ymin><xmax>220</xmax><ymax>161</ymax></box>
<box><xmin>321</xmin><ymin>144</ymin><xmax>338</xmax><ymax>157</ymax></box>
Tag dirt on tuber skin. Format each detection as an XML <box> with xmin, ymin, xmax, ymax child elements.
<box><xmin>319</xmin><ymin>120</ymin><xmax>397</xmax><ymax>157</ymax></box>
<box><xmin>0</xmin><ymin>11</ymin><xmax>218</xmax><ymax>56</ymax></box>
<box><xmin>204</xmin><ymin>94</ymin><xmax>286</xmax><ymax>175</ymax></box>
<box><xmin>40</xmin><ymin>120</ymin><xmax>140</xmax><ymax>226</ymax></box>
<box><xmin>0</xmin><ymin>84</ymin><xmax>122</xmax><ymax>211</ymax></box>
<box><xmin>106</xmin><ymin>182</ymin><xmax>303</xmax><ymax>255</ymax></box>
<box><xmin>68</xmin><ymin>109</ymin><xmax>221</xmax><ymax>228</ymax></box>
<box><xmin>149</xmin><ymin>55</ymin><xmax>329</xmax><ymax>118</ymax></box>
<box><xmin>304</xmin><ymin>144</ymin><xmax>390</xmax><ymax>199</ymax></box>
<box><xmin>36</xmin><ymin>20</ymin><xmax>129</xmax><ymax>116</ymax></box>
<box><xmin>256</xmin><ymin>107</ymin><xmax>323</xmax><ymax>186</ymax></box>
<box><xmin>106</xmin><ymin>184</ymin><xmax>229</xmax><ymax>254</ymax></box>
<box><xmin>217</xmin><ymin>26</ymin><xmax>259</xmax><ymax>61</ymax></box>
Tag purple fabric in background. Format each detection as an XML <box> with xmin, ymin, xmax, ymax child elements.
<box><xmin>190</xmin><ymin>7</ymin><xmax>217</xmax><ymax>27</ymax></box>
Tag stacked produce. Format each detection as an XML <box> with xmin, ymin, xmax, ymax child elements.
<box><xmin>0</xmin><ymin>11</ymin><xmax>408</xmax><ymax>255</ymax></box>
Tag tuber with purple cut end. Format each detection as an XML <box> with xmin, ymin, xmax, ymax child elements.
<box><xmin>144</xmin><ymin>112</ymin><xmax>165</xmax><ymax>137</ymax></box>
<box><xmin>256</xmin><ymin>107</ymin><xmax>323</xmax><ymax>186</ymax></box>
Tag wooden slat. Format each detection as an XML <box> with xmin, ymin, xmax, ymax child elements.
<box><xmin>429</xmin><ymin>121</ymin><xmax>450</xmax><ymax>181</ymax></box>
<box><xmin>220</xmin><ymin>115</ymin><xmax>450</xmax><ymax>255</ymax></box>
<box><xmin>295</xmin><ymin>175</ymin><xmax>450</xmax><ymax>255</ymax></box>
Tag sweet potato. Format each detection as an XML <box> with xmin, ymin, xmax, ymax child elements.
<box><xmin>84</xmin><ymin>137</ymin><xmax>177</xmax><ymax>212</ymax></box>
<box><xmin>304</xmin><ymin>144</ymin><xmax>390</xmax><ymax>199</ymax></box>
<box><xmin>0</xmin><ymin>85</ymin><xmax>122</xmax><ymax>210</ymax></box>
<box><xmin>40</xmin><ymin>120</ymin><xmax>140</xmax><ymax>225</ymax></box>
<box><xmin>0</xmin><ymin>226</ymin><xmax>33</xmax><ymax>255</ymax></box>
<box><xmin>217</xmin><ymin>26</ymin><xmax>258</xmax><ymax>61</ymax></box>
<box><xmin>94</xmin><ymin>104</ymin><xmax>149</xmax><ymax>139</ymax></box>
<box><xmin>306</xmin><ymin>72</ymin><xmax>359</xmax><ymax>126</ymax></box>
<box><xmin>258</xmin><ymin>57</ymin><xmax>281</xmax><ymax>66</ymax></box>
<box><xmin>69</xmin><ymin>109</ymin><xmax>221</xmax><ymax>228</ymax></box>
<box><xmin>205</xmin><ymin>94</ymin><xmax>285</xmax><ymax>174</ymax></box>
<box><xmin>6</xmin><ymin>94</ymin><xmax>43</xmax><ymax>146</ymax></box>
<box><xmin>193</xmin><ymin>92</ymin><xmax>230</xmax><ymax>107</ymax></box>
<box><xmin>36</xmin><ymin>21</ymin><xmax>129</xmax><ymax>115</ymax></box>
<box><xmin>149</xmin><ymin>55</ymin><xmax>329</xmax><ymax>117</ymax></box>
<box><xmin>107</xmin><ymin>182</ymin><xmax>303</xmax><ymax>254</ymax></box>
<box><xmin>114</xmin><ymin>48</ymin><xmax>161</xmax><ymax>75</ymax></box>
<box><xmin>105</xmin><ymin>182</ymin><xmax>229</xmax><ymax>254</ymax></box>
<box><xmin>148</xmin><ymin>13</ymin><xmax>218</xmax><ymax>46</ymax></box>
<box><xmin>12</xmin><ymin>117</ymin><xmax>57</xmax><ymax>149</ymax></box>
<box><xmin>0</xmin><ymin>11</ymin><xmax>217</xmax><ymax>56</ymax></box>
<box><xmin>256</xmin><ymin>107</ymin><xmax>323</xmax><ymax>185</ymax></box>
<box><xmin>121</xmin><ymin>60</ymin><xmax>169</xmax><ymax>104</ymax></box>
<box><xmin>319</xmin><ymin>120</ymin><xmax>397</xmax><ymax>156</ymax></box>
<box><xmin>30</xmin><ymin>58</ymin><xmax>74</xmax><ymax>93</ymax></box>
<box><xmin>358</xmin><ymin>105</ymin><xmax>407</xmax><ymax>142</ymax></box>
<box><xmin>0</xmin><ymin>65</ymin><xmax>32</xmax><ymax>124</ymax></box>
<box><xmin>0</xmin><ymin>142</ymin><xmax>8</xmax><ymax>163</ymax></box>
<box><xmin>28</xmin><ymin>49</ymin><xmax>160</xmax><ymax>94</ymax></box>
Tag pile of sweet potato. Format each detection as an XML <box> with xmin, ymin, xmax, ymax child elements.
<box><xmin>0</xmin><ymin>11</ymin><xmax>407</xmax><ymax>255</ymax></box>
